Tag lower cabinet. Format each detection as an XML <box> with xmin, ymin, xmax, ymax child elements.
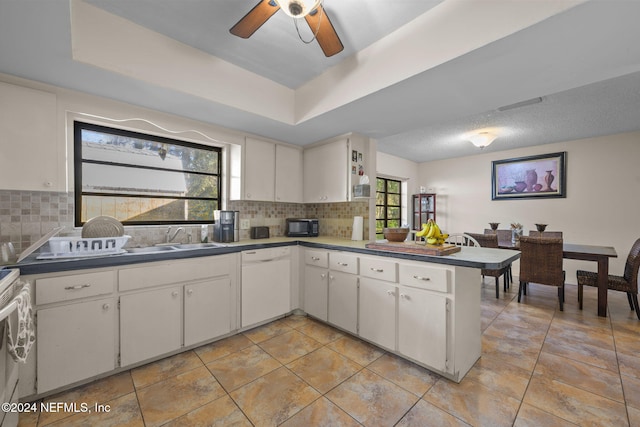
<box><xmin>304</xmin><ymin>265</ymin><xmax>328</xmax><ymax>321</ymax></box>
<box><xmin>328</xmin><ymin>271</ymin><xmax>358</xmax><ymax>334</ymax></box>
<box><xmin>37</xmin><ymin>297</ymin><xmax>116</xmax><ymax>393</ymax></box>
<box><xmin>120</xmin><ymin>286</ymin><xmax>182</xmax><ymax>367</ymax></box>
<box><xmin>184</xmin><ymin>278</ymin><xmax>232</xmax><ymax>347</ymax></box>
<box><xmin>358</xmin><ymin>277</ymin><xmax>397</xmax><ymax>351</ymax></box>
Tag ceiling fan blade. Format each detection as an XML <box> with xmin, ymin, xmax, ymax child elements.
<box><xmin>230</xmin><ymin>0</ymin><xmax>280</xmax><ymax>39</ymax></box>
<box><xmin>304</xmin><ymin>4</ymin><xmax>344</xmax><ymax>57</ymax></box>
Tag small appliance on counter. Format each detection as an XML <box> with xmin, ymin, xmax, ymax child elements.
<box><xmin>285</xmin><ymin>218</ymin><xmax>319</xmax><ymax>237</ymax></box>
<box><xmin>213</xmin><ymin>210</ymin><xmax>239</xmax><ymax>243</ymax></box>
<box><xmin>250</xmin><ymin>226</ymin><xmax>270</xmax><ymax>239</ymax></box>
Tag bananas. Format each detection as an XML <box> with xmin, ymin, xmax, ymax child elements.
<box><xmin>416</xmin><ymin>219</ymin><xmax>448</xmax><ymax>245</ymax></box>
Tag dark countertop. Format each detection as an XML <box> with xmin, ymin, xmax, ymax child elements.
<box><xmin>13</xmin><ymin>237</ymin><xmax>520</xmax><ymax>276</ymax></box>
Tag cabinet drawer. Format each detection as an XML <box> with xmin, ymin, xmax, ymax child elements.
<box><xmin>119</xmin><ymin>255</ymin><xmax>230</xmax><ymax>292</ymax></box>
<box><xmin>305</xmin><ymin>249</ymin><xmax>329</xmax><ymax>268</ymax></box>
<box><xmin>36</xmin><ymin>271</ymin><xmax>115</xmax><ymax>305</ymax></box>
<box><xmin>329</xmin><ymin>252</ymin><xmax>358</xmax><ymax>274</ymax></box>
<box><xmin>359</xmin><ymin>256</ymin><xmax>397</xmax><ymax>282</ymax></box>
<box><xmin>399</xmin><ymin>263</ymin><xmax>450</xmax><ymax>293</ymax></box>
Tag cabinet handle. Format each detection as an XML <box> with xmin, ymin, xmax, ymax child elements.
<box><xmin>102</xmin><ymin>303</ymin><xmax>110</xmax><ymax>310</ymax></box>
<box><xmin>320</xmin><ymin>273</ymin><xmax>326</xmax><ymax>278</ymax></box>
<box><xmin>338</xmin><ymin>262</ymin><xmax>348</xmax><ymax>266</ymax></box>
<box><xmin>64</xmin><ymin>284</ymin><xmax>91</xmax><ymax>290</ymax></box>
<box><xmin>387</xmin><ymin>290</ymin><xmax>395</xmax><ymax>296</ymax></box>
<box><xmin>412</xmin><ymin>275</ymin><xmax>431</xmax><ymax>281</ymax></box>
<box><xmin>311</xmin><ymin>256</ymin><xmax>320</xmax><ymax>261</ymax></box>
<box><xmin>187</xmin><ymin>289</ymin><xmax>193</xmax><ymax>295</ymax></box>
<box><xmin>400</xmin><ymin>293</ymin><xmax>411</xmax><ymax>300</ymax></box>
<box><xmin>370</xmin><ymin>267</ymin><xmax>384</xmax><ymax>273</ymax></box>
<box><xmin>172</xmin><ymin>291</ymin><xmax>179</xmax><ymax>297</ymax></box>
<box><xmin>330</xmin><ymin>275</ymin><xmax>334</xmax><ymax>281</ymax></box>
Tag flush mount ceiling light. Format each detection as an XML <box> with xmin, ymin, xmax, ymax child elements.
<box><xmin>275</xmin><ymin>0</ymin><xmax>322</xmax><ymax>18</ymax></box>
<box><xmin>468</xmin><ymin>132</ymin><xmax>497</xmax><ymax>149</ymax></box>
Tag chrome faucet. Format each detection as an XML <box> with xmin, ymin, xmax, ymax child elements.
<box><xmin>166</xmin><ymin>226</ymin><xmax>185</xmax><ymax>243</ymax></box>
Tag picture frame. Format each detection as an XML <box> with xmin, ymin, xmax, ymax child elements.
<box><xmin>491</xmin><ymin>152</ymin><xmax>566</xmax><ymax>200</ymax></box>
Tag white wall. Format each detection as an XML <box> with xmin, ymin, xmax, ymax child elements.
<box><xmin>418</xmin><ymin>131</ymin><xmax>640</xmax><ymax>284</ymax></box>
<box><xmin>376</xmin><ymin>151</ymin><xmax>419</xmax><ymax>228</ymax></box>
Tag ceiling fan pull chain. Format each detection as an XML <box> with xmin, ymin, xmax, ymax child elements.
<box><xmin>294</xmin><ymin>1</ymin><xmax>323</xmax><ymax>44</ymax></box>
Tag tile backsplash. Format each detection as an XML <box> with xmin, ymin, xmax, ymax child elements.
<box><xmin>1</xmin><ymin>190</ymin><xmax>370</xmax><ymax>253</ymax></box>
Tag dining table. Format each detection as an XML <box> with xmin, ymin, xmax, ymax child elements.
<box><xmin>496</xmin><ymin>237</ymin><xmax>617</xmax><ymax>317</ymax></box>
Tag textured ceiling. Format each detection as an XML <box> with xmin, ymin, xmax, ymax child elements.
<box><xmin>1</xmin><ymin>0</ymin><xmax>639</xmax><ymax>163</ymax></box>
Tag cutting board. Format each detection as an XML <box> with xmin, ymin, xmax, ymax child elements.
<box><xmin>365</xmin><ymin>241</ymin><xmax>461</xmax><ymax>256</ymax></box>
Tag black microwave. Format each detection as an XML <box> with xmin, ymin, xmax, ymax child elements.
<box><xmin>285</xmin><ymin>218</ymin><xmax>319</xmax><ymax>237</ymax></box>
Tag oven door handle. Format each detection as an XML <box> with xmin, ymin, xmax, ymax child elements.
<box><xmin>0</xmin><ymin>299</ymin><xmax>18</xmax><ymax>322</ymax></box>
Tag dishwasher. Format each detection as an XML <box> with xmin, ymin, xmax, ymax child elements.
<box><xmin>241</xmin><ymin>247</ymin><xmax>291</xmax><ymax>327</ymax></box>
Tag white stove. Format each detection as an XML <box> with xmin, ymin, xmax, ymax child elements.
<box><xmin>0</xmin><ymin>268</ymin><xmax>21</xmax><ymax>427</ymax></box>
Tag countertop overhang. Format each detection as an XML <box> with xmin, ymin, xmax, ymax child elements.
<box><xmin>14</xmin><ymin>237</ymin><xmax>520</xmax><ymax>276</ymax></box>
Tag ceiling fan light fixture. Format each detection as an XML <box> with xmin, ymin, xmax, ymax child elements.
<box><xmin>468</xmin><ymin>132</ymin><xmax>497</xmax><ymax>149</ymax></box>
<box><xmin>275</xmin><ymin>0</ymin><xmax>322</xmax><ymax>18</ymax></box>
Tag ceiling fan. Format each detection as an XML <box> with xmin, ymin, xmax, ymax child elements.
<box><xmin>230</xmin><ymin>0</ymin><xmax>344</xmax><ymax>57</ymax></box>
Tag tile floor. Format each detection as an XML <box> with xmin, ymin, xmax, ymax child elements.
<box><xmin>17</xmin><ymin>281</ymin><xmax>640</xmax><ymax>426</ymax></box>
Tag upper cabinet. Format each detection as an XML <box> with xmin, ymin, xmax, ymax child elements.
<box><xmin>231</xmin><ymin>137</ymin><xmax>303</xmax><ymax>203</ymax></box>
<box><xmin>0</xmin><ymin>82</ymin><xmax>60</xmax><ymax>191</ymax></box>
<box><xmin>303</xmin><ymin>133</ymin><xmax>371</xmax><ymax>203</ymax></box>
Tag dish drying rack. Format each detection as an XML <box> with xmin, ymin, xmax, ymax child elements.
<box><xmin>37</xmin><ymin>236</ymin><xmax>131</xmax><ymax>259</ymax></box>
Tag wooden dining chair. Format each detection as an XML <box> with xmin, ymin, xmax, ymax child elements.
<box><xmin>518</xmin><ymin>236</ymin><xmax>565</xmax><ymax>310</ymax></box>
<box><xmin>485</xmin><ymin>229</ymin><xmax>514</xmax><ymax>284</ymax></box>
<box><xmin>466</xmin><ymin>232</ymin><xmax>510</xmax><ymax>299</ymax></box>
<box><xmin>576</xmin><ymin>238</ymin><xmax>640</xmax><ymax>319</ymax></box>
<box><xmin>444</xmin><ymin>233</ymin><xmax>479</xmax><ymax>247</ymax></box>
<box><xmin>529</xmin><ymin>231</ymin><xmax>563</xmax><ymax>238</ymax></box>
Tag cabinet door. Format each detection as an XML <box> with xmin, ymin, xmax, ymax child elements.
<box><xmin>241</xmin><ymin>258</ymin><xmax>291</xmax><ymax>327</ymax></box>
<box><xmin>275</xmin><ymin>144</ymin><xmax>303</xmax><ymax>203</ymax></box>
<box><xmin>359</xmin><ymin>277</ymin><xmax>396</xmax><ymax>351</ymax></box>
<box><xmin>303</xmin><ymin>140</ymin><xmax>348</xmax><ymax>203</ymax></box>
<box><xmin>244</xmin><ymin>137</ymin><xmax>275</xmax><ymax>201</ymax></box>
<box><xmin>304</xmin><ymin>265</ymin><xmax>328</xmax><ymax>321</ymax></box>
<box><xmin>398</xmin><ymin>286</ymin><xmax>449</xmax><ymax>372</ymax></box>
<box><xmin>120</xmin><ymin>286</ymin><xmax>182</xmax><ymax>367</ymax></box>
<box><xmin>184</xmin><ymin>278</ymin><xmax>232</xmax><ymax>347</ymax></box>
<box><xmin>37</xmin><ymin>297</ymin><xmax>116</xmax><ymax>393</ymax></box>
<box><xmin>328</xmin><ymin>271</ymin><xmax>358</xmax><ymax>334</ymax></box>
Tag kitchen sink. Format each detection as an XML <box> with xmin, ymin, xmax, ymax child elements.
<box><xmin>127</xmin><ymin>246</ymin><xmax>178</xmax><ymax>253</ymax></box>
<box><xmin>172</xmin><ymin>242</ymin><xmax>228</xmax><ymax>250</ymax></box>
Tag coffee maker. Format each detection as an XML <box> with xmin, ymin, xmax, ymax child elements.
<box><xmin>213</xmin><ymin>210</ymin><xmax>239</xmax><ymax>243</ymax></box>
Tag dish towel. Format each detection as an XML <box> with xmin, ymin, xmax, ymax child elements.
<box><xmin>6</xmin><ymin>280</ymin><xmax>35</xmax><ymax>363</ymax></box>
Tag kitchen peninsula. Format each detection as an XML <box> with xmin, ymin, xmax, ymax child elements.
<box><xmin>17</xmin><ymin>237</ymin><xmax>519</xmax><ymax>398</ymax></box>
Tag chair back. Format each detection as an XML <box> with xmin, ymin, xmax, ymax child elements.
<box><xmin>519</xmin><ymin>236</ymin><xmax>564</xmax><ymax>287</ymax></box>
<box><xmin>623</xmin><ymin>238</ymin><xmax>640</xmax><ymax>290</ymax></box>
<box><xmin>445</xmin><ymin>233</ymin><xmax>479</xmax><ymax>247</ymax></box>
<box><xmin>465</xmin><ymin>232</ymin><xmax>499</xmax><ymax>249</ymax></box>
<box><xmin>529</xmin><ymin>231</ymin><xmax>563</xmax><ymax>238</ymax></box>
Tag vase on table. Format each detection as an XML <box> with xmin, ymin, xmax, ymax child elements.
<box><xmin>525</xmin><ymin>169</ymin><xmax>538</xmax><ymax>192</ymax></box>
<box><xmin>543</xmin><ymin>170</ymin><xmax>555</xmax><ymax>192</ymax></box>
<box><xmin>511</xmin><ymin>227</ymin><xmax>523</xmax><ymax>245</ymax></box>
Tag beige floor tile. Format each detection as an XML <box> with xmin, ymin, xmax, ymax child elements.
<box><xmin>367</xmin><ymin>353</ymin><xmax>440</xmax><ymax>397</ymax></box>
<box><xmin>162</xmin><ymin>395</ymin><xmax>252</xmax><ymax>427</ymax></box>
<box><xmin>463</xmin><ymin>353</ymin><xmax>531</xmax><ymax>400</ymax></box>
<box><xmin>242</xmin><ymin>318</ymin><xmax>293</xmax><ymax>343</ymax></box>
<box><xmin>131</xmin><ymin>351</ymin><xmax>203</xmax><ymax>389</ymax></box>
<box><xmin>614</xmin><ymin>329</ymin><xmax>640</xmax><ymax>355</ymax></box>
<box><xmin>423</xmin><ymin>378</ymin><xmax>520</xmax><ymax>427</ymax></box>
<box><xmin>206</xmin><ymin>344</ymin><xmax>281</xmax><ymax>391</ymax></box>
<box><xmin>618</xmin><ymin>350</ymin><xmax>640</xmax><ymax>380</ymax></box>
<box><xmin>523</xmin><ymin>375</ymin><xmax>628</xmax><ymax>426</ymax></box>
<box><xmin>542</xmin><ymin>334</ymin><xmax>618</xmax><ymax>372</ymax></box>
<box><xmin>396</xmin><ymin>399</ymin><xmax>471</xmax><ymax>427</ymax></box>
<box><xmin>326</xmin><ymin>369</ymin><xmax>418</xmax><ymax>427</ymax></box>
<box><xmin>230</xmin><ymin>366</ymin><xmax>320</xmax><ymax>426</ymax></box>
<box><xmin>481</xmin><ymin>332</ymin><xmax>541</xmax><ymax>372</ymax></box>
<box><xmin>258</xmin><ymin>330</ymin><xmax>322</xmax><ymax>364</ymax></box>
<box><xmin>546</xmin><ymin>321</ymin><xmax>615</xmax><ymax>351</ymax></box>
<box><xmin>17</xmin><ymin>409</ymin><xmax>38</xmax><ymax>427</ymax></box>
<box><xmin>326</xmin><ymin>334</ymin><xmax>384</xmax><ymax>366</ymax></box>
<box><xmin>485</xmin><ymin>316</ymin><xmax>549</xmax><ymax>341</ymax></box>
<box><xmin>136</xmin><ymin>366</ymin><xmax>225</xmax><ymax>427</ymax></box>
<box><xmin>297</xmin><ymin>320</ymin><xmax>345</xmax><ymax>344</ymax></box>
<box><xmin>38</xmin><ymin>371</ymin><xmax>134</xmax><ymax>426</ymax></box>
<box><xmin>281</xmin><ymin>314</ymin><xmax>315</xmax><ymax>329</ymax></box>
<box><xmin>280</xmin><ymin>397</ymin><xmax>360</xmax><ymax>427</ymax></box>
<box><xmin>47</xmin><ymin>392</ymin><xmax>144</xmax><ymax>427</ymax></box>
<box><xmin>287</xmin><ymin>346</ymin><xmax>361</xmax><ymax>394</ymax></box>
<box><xmin>193</xmin><ymin>334</ymin><xmax>254</xmax><ymax>363</ymax></box>
<box><xmin>622</xmin><ymin>374</ymin><xmax>640</xmax><ymax>411</ymax></box>
<box><xmin>534</xmin><ymin>352</ymin><xmax>624</xmax><ymax>402</ymax></box>
<box><xmin>628</xmin><ymin>405</ymin><xmax>640</xmax><ymax>426</ymax></box>
<box><xmin>513</xmin><ymin>403</ymin><xmax>579</xmax><ymax>427</ymax></box>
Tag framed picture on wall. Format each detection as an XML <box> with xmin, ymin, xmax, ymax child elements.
<box><xmin>491</xmin><ymin>152</ymin><xmax>566</xmax><ymax>200</ymax></box>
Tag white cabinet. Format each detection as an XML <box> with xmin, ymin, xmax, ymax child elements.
<box><xmin>328</xmin><ymin>271</ymin><xmax>358</xmax><ymax>334</ymax></box>
<box><xmin>241</xmin><ymin>247</ymin><xmax>291</xmax><ymax>327</ymax></box>
<box><xmin>120</xmin><ymin>285</ymin><xmax>182</xmax><ymax>367</ymax></box>
<box><xmin>275</xmin><ymin>144</ymin><xmax>303</xmax><ymax>203</ymax></box>
<box><xmin>0</xmin><ymin>82</ymin><xmax>60</xmax><ymax>191</ymax></box>
<box><xmin>303</xmin><ymin>139</ymin><xmax>349</xmax><ymax>203</ymax></box>
<box><xmin>238</xmin><ymin>137</ymin><xmax>303</xmax><ymax>203</ymax></box>
<box><xmin>304</xmin><ymin>265</ymin><xmax>328</xmax><ymax>321</ymax></box>
<box><xmin>184</xmin><ymin>278</ymin><xmax>232</xmax><ymax>347</ymax></box>
<box><xmin>359</xmin><ymin>277</ymin><xmax>396</xmax><ymax>351</ymax></box>
<box><xmin>34</xmin><ymin>270</ymin><xmax>117</xmax><ymax>394</ymax></box>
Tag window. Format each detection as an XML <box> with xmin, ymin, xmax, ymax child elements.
<box><xmin>375</xmin><ymin>177</ymin><xmax>402</xmax><ymax>239</ymax></box>
<box><xmin>74</xmin><ymin>122</ymin><xmax>221</xmax><ymax>226</ymax></box>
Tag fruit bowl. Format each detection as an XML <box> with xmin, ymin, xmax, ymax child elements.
<box><xmin>383</xmin><ymin>227</ymin><xmax>410</xmax><ymax>242</ymax></box>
